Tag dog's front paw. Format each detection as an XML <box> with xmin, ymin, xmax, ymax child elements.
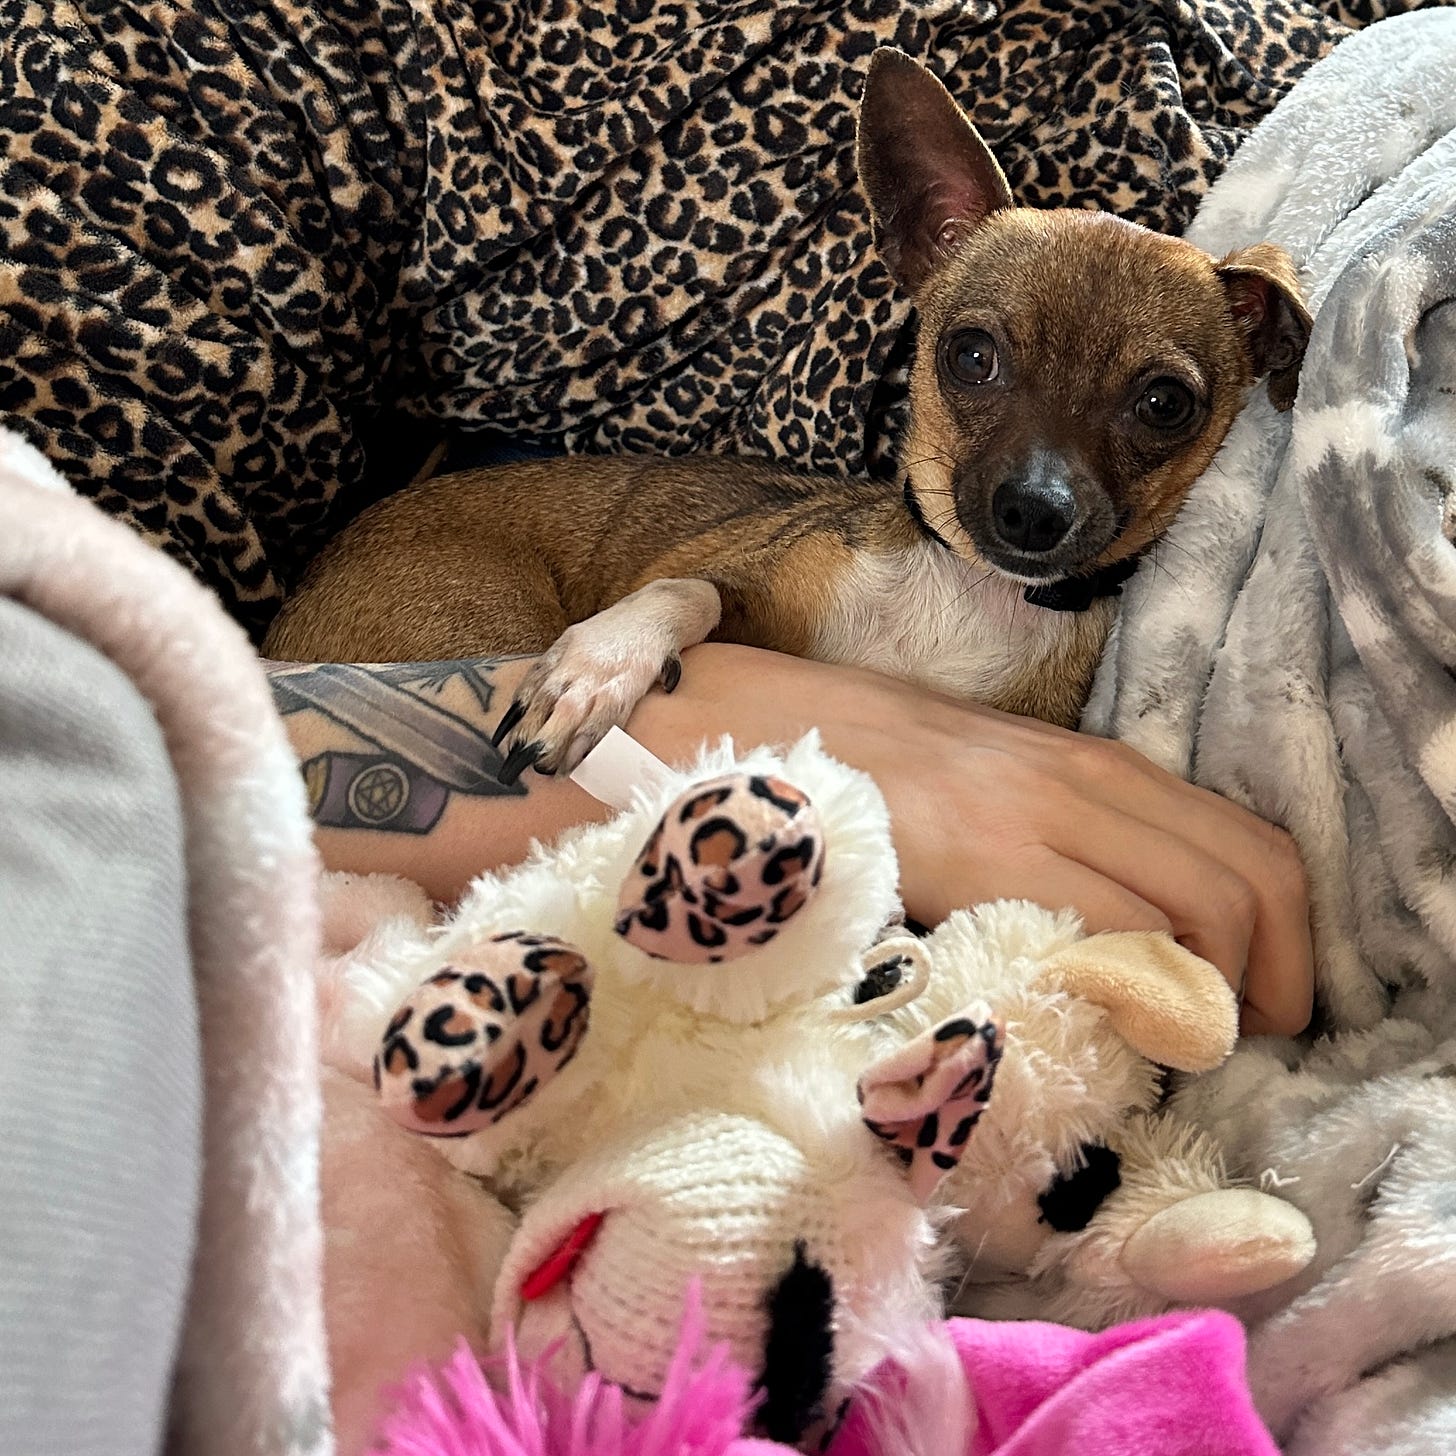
<box><xmin>495</xmin><ymin>636</ymin><xmax>682</xmax><ymax>782</ymax></box>
<box><xmin>492</xmin><ymin>579</ymin><xmax>720</xmax><ymax>782</ymax></box>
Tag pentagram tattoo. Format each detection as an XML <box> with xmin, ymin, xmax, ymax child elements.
<box><xmin>266</xmin><ymin>658</ymin><xmax>526</xmax><ymax>834</ymax></box>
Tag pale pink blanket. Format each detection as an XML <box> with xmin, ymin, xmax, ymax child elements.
<box><xmin>0</xmin><ymin>430</ymin><xmax>329</xmax><ymax>1456</ymax></box>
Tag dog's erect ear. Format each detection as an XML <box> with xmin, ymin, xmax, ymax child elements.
<box><xmin>856</xmin><ymin>48</ymin><xmax>1013</xmax><ymax>294</ymax></box>
<box><xmin>1217</xmin><ymin>243</ymin><xmax>1312</xmax><ymax>412</ymax></box>
<box><xmin>1033</xmin><ymin>932</ymin><xmax>1238</xmax><ymax>1073</ymax></box>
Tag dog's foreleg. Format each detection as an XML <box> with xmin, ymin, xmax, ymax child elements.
<box><xmin>494</xmin><ymin>578</ymin><xmax>722</xmax><ymax>781</ymax></box>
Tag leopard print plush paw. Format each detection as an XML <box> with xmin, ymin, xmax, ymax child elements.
<box><xmin>858</xmin><ymin>1007</ymin><xmax>1005</xmax><ymax>1202</ymax></box>
<box><xmin>375</xmin><ymin>932</ymin><xmax>594</xmax><ymax>1136</ymax></box>
<box><xmin>614</xmin><ymin>771</ymin><xmax>826</xmax><ymax>965</ymax></box>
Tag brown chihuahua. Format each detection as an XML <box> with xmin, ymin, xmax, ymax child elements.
<box><xmin>266</xmin><ymin>49</ymin><xmax>1309</xmax><ymax>780</ymax></box>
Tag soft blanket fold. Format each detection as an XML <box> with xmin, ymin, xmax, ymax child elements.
<box><xmin>0</xmin><ymin>429</ymin><xmax>330</xmax><ymax>1456</ymax></box>
<box><xmin>1082</xmin><ymin>10</ymin><xmax>1456</xmax><ymax>1450</ymax></box>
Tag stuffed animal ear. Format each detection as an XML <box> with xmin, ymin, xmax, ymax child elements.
<box><xmin>615</xmin><ymin>772</ymin><xmax>825</xmax><ymax>964</ymax></box>
<box><xmin>1033</xmin><ymin>933</ymin><xmax>1237</xmax><ymax>1073</ymax></box>
<box><xmin>858</xmin><ymin>1004</ymin><xmax>1004</xmax><ymax>1203</ymax></box>
<box><xmin>374</xmin><ymin>931</ymin><xmax>594</xmax><ymax>1136</ymax></box>
<box><xmin>1216</xmin><ymin>242</ymin><xmax>1311</xmax><ymax>412</ymax></box>
<box><xmin>1121</xmin><ymin>1188</ymin><xmax>1317</xmax><ymax>1302</ymax></box>
<box><xmin>856</xmin><ymin>47</ymin><xmax>1013</xmax><ymax>294</ymax></box>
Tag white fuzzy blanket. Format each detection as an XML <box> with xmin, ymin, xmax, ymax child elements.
<box><xmin>1084</xmin><ymin>10</ymin><xmax>1456</xmax><ymax>1451</ymax></box>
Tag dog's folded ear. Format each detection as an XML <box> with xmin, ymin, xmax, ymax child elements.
<box><xmin>856</xmin><ymin>48</ymin><xmax>1013</xmax><ymax>295</ymax></box>
<box><xmin>1217</xmin><ymin>243</ymin><xmax>1312</xmax><ymax>412</ymax></box>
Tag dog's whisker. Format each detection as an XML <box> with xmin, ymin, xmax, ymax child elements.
<box><xmin>1145</xmin><ymin>506</ymin><xmax>1196</xmax><ymax>565</ymax></box>
<box><xmin>932</xmin><ymin>568</ymin><xmax>1001</xmax><ymax>631</ymax></box>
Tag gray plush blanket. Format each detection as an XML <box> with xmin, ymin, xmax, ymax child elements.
<box><xmin>1083</xmin><ymin>10</ymin><xmax>1456</xmax><ymax>1451</ymax></box>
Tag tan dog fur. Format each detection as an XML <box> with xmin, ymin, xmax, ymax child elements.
<box><xmin>266</xmin><ymin>50</ymin><xmax>1310</xmax><ymax>772</ymax></box>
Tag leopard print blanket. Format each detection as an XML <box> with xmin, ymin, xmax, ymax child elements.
<box><xmin>0</xmin><ymin>0</ymin><xmax>1430</xmax><ymax>638</ymax></box>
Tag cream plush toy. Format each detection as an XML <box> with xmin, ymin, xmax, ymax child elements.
<box><xmin>322</xmin><ymin>732</ymin><xmax>1315</xmax><ymax>1448</ymax></box>
<box><xmin>902</xmin><ymin>906</ymin><xmax>1317</xmax><ymax>1328</ymax></box>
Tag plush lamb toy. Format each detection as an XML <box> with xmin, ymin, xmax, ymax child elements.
<box><xmin>323</xmin><ymin>732</ymin><xmax>1314</xmax><ymax>1448</ymax></box>
<box><xmin>900</xmin><ymin>906</ymin><xmax>1317</xmax><ymax>1329</ymax></box>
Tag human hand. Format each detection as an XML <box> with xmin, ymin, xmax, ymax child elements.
<box><xmin>631</xmin><ymin>643</ymin><xmax>1313</xmax><ymax>1036</ymax></box>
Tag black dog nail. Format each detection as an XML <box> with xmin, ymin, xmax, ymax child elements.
<box><xmin>492</xmin><ymin>700</ymin><xmax>526</xmax><ymax>747</ymax></box>
<box><xmin>661</xmin><ymin>654</ymin><xmax>682</xmax><ymax>693</ymax></box>
<box><xmin>498</xmin><ymin>740</ymin><xmax>544</xmax><ymax>786</ymax></box>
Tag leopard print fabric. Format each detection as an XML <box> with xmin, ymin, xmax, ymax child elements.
<box><xmin>858</xmin><ymin>1006</ymin><xmax>1005</xmax><ymax>1202</ymax></box>
<box><xmin>615</xmin><ymin>772</ymin><xmax>826</xmax><ymax>963</ymax></box>
<box><xmin>375</xmin><ymin>931</ymin><xmax>594</xmax><ymax>1136</ymax></box>
<box><xmin>0</xmin><ymin>0</ymin><xmax>1434</xmax><ymax>636</ymax></box>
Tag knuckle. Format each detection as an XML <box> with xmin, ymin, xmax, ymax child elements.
<box><xmin>1060</xmin><ymin>735</ymin><xmax>1129</xmax><ymax>786</ymax></box>
<box><xmin>1265</xmin><ymin>828</ymin><xmax>1309</xmax><ymax>901</ymax></box>
<box><xmin>1212</xmin><ymin>873</ymin><xmax>1259</xmax><ymax>933</ymax></box>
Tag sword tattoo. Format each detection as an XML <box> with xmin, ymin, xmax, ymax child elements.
<box><xmin>267</xmin><ymin>659</ymin><xmax>526</xmax><ymax>834</ymax></box>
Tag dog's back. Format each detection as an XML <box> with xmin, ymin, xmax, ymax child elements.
<box><xmin>264</xmin><ymin>455</ymin><xmax>897</xmax><ymax>663</ymax></box>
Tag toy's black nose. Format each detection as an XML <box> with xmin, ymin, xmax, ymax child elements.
<box><xmin>991</xmin><ymin>476</ymin><xmax>1076</xmax><ymax>554</ymax></box>
<box><xmin>756</xmin><ymin>1244</ymin><xmax>835</xmax><ymax>1444</ymax></box>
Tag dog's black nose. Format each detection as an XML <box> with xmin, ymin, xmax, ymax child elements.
<box><xmin>991</xmin><ymin>477</ymin><xmax>1076</xmax><ymax>554</ymax></box>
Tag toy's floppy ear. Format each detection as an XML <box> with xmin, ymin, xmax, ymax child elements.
<box><xmin>1121</xmin><ymin>1187</ymin><xmax>1317</xmax><ymax>1303</ymax></box>
<box><xmin>858</xmin><ymin>1005</ymin><xmax>1004</xmax><ymax>1203</ymax></box>
<box><xmin>375</xmin><ymin>931</ymin><xmax>594</xmax><ymax>1136</ymax></box>
<box><xmin>1034</xmin><ymin>933</ymin><xmax>1237</xmax><ymax>1073</ymax></box>
<box><xmin>615</xmin><ymin>772</ymin><xmax>825</xmax><ymax>964</ymax></box>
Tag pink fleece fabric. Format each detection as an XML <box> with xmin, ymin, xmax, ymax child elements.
<box><xmin>831</xmin><ymin>1312</ymin><xmax>1279</xmax><ymax>1456</ymax></box>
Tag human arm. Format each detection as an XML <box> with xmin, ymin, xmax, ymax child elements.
<box><xmin>265</xmin><ymin>643</ymin><xmax>1312</xmax><ymax>1036</ymax></box>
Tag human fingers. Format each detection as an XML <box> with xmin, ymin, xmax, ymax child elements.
<box><xmin>988</xmin><ymin>726</ymin><xmax>1313</xmax><ymax>1034</ymax></box>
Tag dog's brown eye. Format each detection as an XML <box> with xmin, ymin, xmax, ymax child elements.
<box><xmin>1135</xmin><ymin>378</ymin><xmax>1197</xmax><ymax>430</ymax></box>
<box><xmin>945</xmin><ymin>329</ymin><xmax>999</xmax><ymax>386</ymax></box>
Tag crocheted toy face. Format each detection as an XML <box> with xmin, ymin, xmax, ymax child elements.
<box><xmin>372</xmin><ymin>750</ymin><xmax>1004</xmax><ymax>1448</ymax></box>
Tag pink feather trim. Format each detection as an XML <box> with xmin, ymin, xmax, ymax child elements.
<box><xmin>368</xmin><ymin>1285</ymin><xmax>775</xmax><ymax>1456</ymax></box>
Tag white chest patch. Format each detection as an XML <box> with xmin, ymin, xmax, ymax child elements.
<box><xmin>811</xmin><ymin>542</ymin><xmax>1074</xmax><ymax>702</ymax></box>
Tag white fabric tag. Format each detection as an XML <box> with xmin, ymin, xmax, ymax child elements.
<box><xmin>569</xmin><ymin>726</ymin><xmax>676</xmax><ymax>811</ymax></box>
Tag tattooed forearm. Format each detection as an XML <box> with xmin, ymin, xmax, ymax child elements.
<box><xmin>265</xmin><ymin>657</ymin><xmax>528</xmax><ymax>835</ymax></box>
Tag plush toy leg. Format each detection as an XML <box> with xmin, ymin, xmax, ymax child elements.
<box><xmin>1025</xmin><ymin>1114</ymin><xmax>1318</xmax><ymax>1328</ymax></box>
<box><xmin>375</xmin><ymin>932</ymin><xmax>594</xmax><ymax>1136</ymax></box>
<box><xmin>858</xmin><ymin>1005</ymin><xmax>1005</xmax><ymax>1202</ymax></box>
<box><xmin>1121</xmin><ymin>1187</ymin><xmax>1317</xmax><ymax>1303</ymax></box>
<box><xmin>614</xmin><ymin>771</ymin><xmax>825</xmax><ymax>963</ymax></box>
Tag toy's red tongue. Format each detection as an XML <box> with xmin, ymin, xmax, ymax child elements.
<box><xmin>521</xmin><ymin>1212</ymin><xmax>604</xmax><ymax>1302</ymax></box>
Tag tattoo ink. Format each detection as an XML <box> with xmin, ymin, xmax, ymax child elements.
<box><xmin>303</xmin><ymin>751</ymin><xmax>451</xmax><ymax>834</ymax></box>
<box><xmin>268</xmin><ymin>658</ymin><xmax>527</xmax><ymax>834</ymax></box>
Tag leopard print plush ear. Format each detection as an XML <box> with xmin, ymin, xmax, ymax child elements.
<box><xmin>614</xmin><ymin>772</ymin><xmax>825</xmax><ymax>964</ymax></box>
<box><xmin>858</xmin><ymin>1005</ymin><xmax>1004</xmax><ymax>1203</ymax></box>
<box><xmin>374</xmin><ymin>931</ymin><xmax>594</xmax><ymax>1137</ymax></box>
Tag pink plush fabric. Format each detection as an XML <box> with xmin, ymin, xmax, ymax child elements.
<box><xmin>371</xmin><ymin>1305</ymin><xmax>1276</xmax><ymax>1456</ymax></box>
<box><xmin>370</xmin><ymin>1291</ymin><xmax>778</xmax><ymax>1456</ymax></box>
<box><xmin>834</xmin><ymin>1312</ymin><xmax>1280</xmax><ymax>1456</ymax></box>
